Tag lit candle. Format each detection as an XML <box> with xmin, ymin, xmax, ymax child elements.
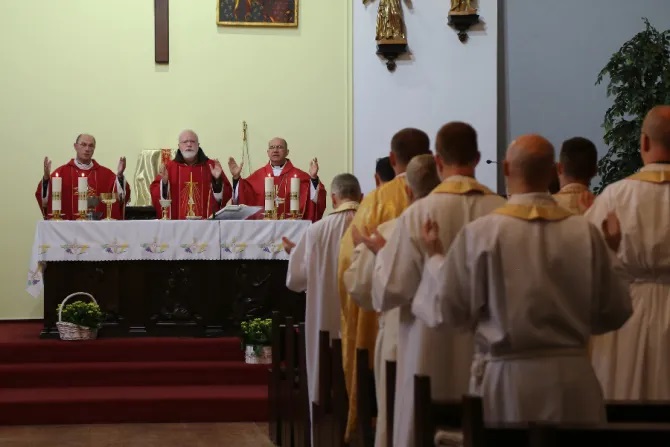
<box><xmin>290</xmin><ymin>175</ymin><xmax>300</xmax><ymax>213</ymax></box>
<box><xmin>78</xmin><ymin>174</ymin><xmax>88</xmax><ymax>213</ymax></box>
<box><xmin>264</xmin><ymin>174</ymin><xmax>274</xmax><ymax>212</ymax></box>
<box><xmin>51</xmin><ymin>173</ymin><xmax>62</xmax><ymax>212</ymax></box>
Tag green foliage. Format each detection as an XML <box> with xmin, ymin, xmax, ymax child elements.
<box><xmin>58</xmin><ymin>301</ymin><xmax>105</xmax><ymax>329</ymax></box>
<box><xmin>240</xmin><ymin>318</ymin><xmax>272</xmax><ymax>346</ymax></box>
<box><xmin>594</xmin><ymin>18</ymin><xmax>670</xmax><ymax>194</ymax></box>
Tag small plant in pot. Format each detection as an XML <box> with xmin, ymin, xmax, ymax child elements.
<box><xmin>56</xmin><ymin>293</ymin><xmax>105</xmax><ymax>341</ymax></box>
<box><xmin>240</xmin><ymin>318</ymin><xmax>272</xmax><ymax>364</ymax></box>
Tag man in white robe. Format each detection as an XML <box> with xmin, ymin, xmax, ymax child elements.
<box><xmin>585</xmin><ymin>105</ymin><xmax>670</xmax><ymax>400</ymax></box>
<box><xmin>370</xmin><ymin>122</ymin><xmax>506</xmax><ymax>447</ymax></box>
<box><xmin>553</xmin><ymin>136</ymin><xmax>597</xmax><ymax>215</ymax></box>
<box><xmin>283</xmin><ymin>173</ymin><xmax>362</xmax><ymax>443</ymax></box>
<box><xmin>413</xmin><ymin>134</ymin><xmax>632</xmax><ymax>423</ymax></box>
<box><xmin>343</xmin><ymin>154</ymin><xmax>441</xmax><ymax>447</ymax></box>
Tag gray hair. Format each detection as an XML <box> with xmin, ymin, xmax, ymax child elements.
<box><xmin>178</xmin><ymin>129</ymin><xmax>199</xmax><ymax>143</ymax></box>
<box><xmin>330</xmin><ymin>173</ymin><xmax>361</xmax><ymax>201</ymax></box>
<box><xmin>406</xmin><ymin>154</ymin><xmax>440</xmax><ymax>199</ymax></box>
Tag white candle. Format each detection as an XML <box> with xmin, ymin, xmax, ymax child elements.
<box><xmin>51</xmin><ymin>174</ymin><xmax>62</xmax><ymax>212</ymax></box>
<box><xmin>264</xmin><ymin>175</ymin><xmax>274</xmax><ymax>211</ymax></box>
<box><xmin>77</xmin><ymin>174</ymin><xmax>88</xmax><ymax>213</ymax></box>
<box><xmin>290</xmin><ymin>176</ymin><xmax>300</xmax><ymax>212</ymax></box>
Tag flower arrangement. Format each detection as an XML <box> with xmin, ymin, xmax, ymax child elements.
<box><xmin>57</xmin><ymin>300</ymin><xmax>105</xmax><ymax>329</ymax></box>
<box><xmin>240</xmin><ymin>318</ymin><xmax>272</xmax><ymax>347</ymax></box>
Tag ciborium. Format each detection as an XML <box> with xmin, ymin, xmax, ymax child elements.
<box><xmin>100</xmin><ymin>193</ymin><xmax>118</xmax><ymax>220</ymax></box>
<box><xmin>159</xmin><ymin>198</ymin><xmax>172</xmax><ymax>220</ymax></box>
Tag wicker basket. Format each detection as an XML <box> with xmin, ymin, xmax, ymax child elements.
<box><xmin>56</xmin><ymin>292</ymin><xmax>100</xmax><ymax>341</ymax></box>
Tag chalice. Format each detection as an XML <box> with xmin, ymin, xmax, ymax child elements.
<box><xmin>100</xmin><ymin>193</ymin><xmax>118</xmax><ymax>220</ymax></box>
<box><xmin>159</xmin><ymin>198</ymin><xmax>172</xmax><ymax>220</ymax></box>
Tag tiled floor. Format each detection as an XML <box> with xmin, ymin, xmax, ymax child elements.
<box><xmin>0</xmin><ymin>422</ymin><xmax>274</xmax><ymax>446</ymax></box>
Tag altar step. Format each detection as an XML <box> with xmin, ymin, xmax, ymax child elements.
<box><xmin>0</xmin><ymin>384</ymin><xmax>267</xmax><ymax>425</ymax></box>
<box><xmin>0</xmin><ymin>323</ymin><xmax>269</xmax><ymax>425</ymax></box>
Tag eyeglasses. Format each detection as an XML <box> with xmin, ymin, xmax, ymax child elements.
<box><xmin>268</xmin><ymin>145</ymin><xmax>286</xmax><ymax>150</ymax></box>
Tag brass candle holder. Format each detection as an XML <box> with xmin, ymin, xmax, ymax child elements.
<box><xmin>159</xmin><ymin>198</ymin><xmax>172</xmax><ymax>220</ymax></box>
<box><xmin>100</xmin><ymin>192</ymin><xmax>118</xmax><ymax>220</ymax></box>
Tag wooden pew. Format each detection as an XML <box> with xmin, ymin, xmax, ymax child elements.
<box><xmin>355</xmin><ymin>348</ymin><xmax>377</xmax><ymax>447</ymax></box>
<box><xmin>385</xmin><ymin>360</ymin><xmax>396</xmax><ymax>447</ymax></box>
<box><xmin>269</xmin><ymin>311</ymin><xmax>287</xmax><ymax>445</ymax></box>
<box><xmin>415</xmin><ymin>374</ymin><xmax>670</xmax><ymax>447</ymax></box>
<box><xmin>293</xmin><ymin>322</ymin><xmax>311</xmax><ymax>447</ymax></box>
<box><xmin>280</xmin><ymin>316</ymin><xmax>298</xmax><ymax>447</ymax></box>
<box><xmin>331</xmin><ymin>338</ymin><xmax>349</xmax><ymax>447</ymax></box>
<box><xmin>312</xmin><ymin>331</ymin><xmax>334</xmax><ymax>447</ymax></box>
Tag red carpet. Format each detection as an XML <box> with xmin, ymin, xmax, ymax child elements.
<box><xmin>0</xmin><ymin>322</ymin><xmax>268</xmax><ymax>425</ymax></box>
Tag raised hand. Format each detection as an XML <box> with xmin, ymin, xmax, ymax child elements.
<box><xmin>159</xmin><ymin>164</ymin><xmax>169</xmax><ymax>184</ymax></box>
<box><xmin>282</xmin><ymin>236</ymin><xmax>296</xmax><ymax>255</ymax></box>
<box><xmin>309</xmin><ymin>157</ymin><xmax>319</xmax><ymax>179</ymax></box>
<box><xmin>421</xmin><ymin>218</ymin><xmax>444</xmax><ymax>257</ymax></box>
<box><xmin>228</xmin><ymin>157</ymin><xmax>243</xmax><ymax>179</ymax></box>
<box><xmin>602</xmin><ymin>211</ymin><xmax>622</xmax><ymax>252</ymax></box>
<box><xmin>43</xmin><ymin>157</ymin><xmax>52</xmax><ymax>180</ymax></box>
<box><xmin>209</xmin><ymin>159</ymin><xmax>223</xmax><ymax>180</ymax></box>
<box><xmin>117</xmin><ymin>156</ymin><xmax>126</xmax><ymax>176</ymax></box>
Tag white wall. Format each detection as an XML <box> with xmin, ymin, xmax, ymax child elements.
<box><xmin>353</xmin><ymin>0</ymin><xmax>499</xmax><ymax>193</ymax></box>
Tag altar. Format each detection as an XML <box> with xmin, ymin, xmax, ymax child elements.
<box><xmin>27</xmin><ymin>220</ymin><xmax>310</xmax><ymax>338</ymax></box>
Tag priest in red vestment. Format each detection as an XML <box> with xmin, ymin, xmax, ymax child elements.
<box><xmin>150</xmin><ymin>130</ymin><xmax>233</xmax><ymax>219</ymax></box>
<box><xmin>227</xmin><ymin>137</ymin><xmax>327</xmax><ymax>222</ymax></box>
<box><xmin>35</xmin><ymin>134</ymin><xmax>130</xmax><ymax>220</ymax></box>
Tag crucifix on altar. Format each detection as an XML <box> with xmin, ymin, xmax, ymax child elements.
<box><xmin>154</xmin><ymin>0</ymin><xmax>169</xmax><ymax>63</ymax></box>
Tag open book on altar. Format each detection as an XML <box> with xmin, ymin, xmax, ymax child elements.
<box><xmin>211</xmin><ymin>204</ymin><xmax>263</xmax><ymax>221</ymax></box>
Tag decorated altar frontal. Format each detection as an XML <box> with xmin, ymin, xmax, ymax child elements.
<box><xmin>27</xmin><ymin>220</ymin><xmax>310</xmax><ymax>338</ymax></box>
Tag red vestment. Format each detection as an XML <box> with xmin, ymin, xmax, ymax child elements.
<box><xmin>235</xmin><ymin>160</ymin><xmax>326</xmax><ymax>222</ymax></box>
<box><xmin>35</xmin><ymin>159</ymin><xmax>130</xmax><ymax>220</ymax></box>
<box><xmin>150</xmin><ymin>159</ymin><xmax>233</xmax><ymax>220</ymax></box>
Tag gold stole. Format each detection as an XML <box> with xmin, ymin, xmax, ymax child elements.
<box><xmin>493</xmin><ymin>203</ymin><xmax>573</xmax><ymax>221</ymax></box>
<box><xmin>330</xmin><ymin>201</ymin><xmax>360</xmax><ymax>215</ymax></box>
<box><xmin>431</xmin><ymin>178</ymin><xmax>496</xmax><ymax>196</ymax></box>
<box><xmin>628</xmin><ymin>169</ymin><xmax>670</xmax><ymax>184</ymax></box>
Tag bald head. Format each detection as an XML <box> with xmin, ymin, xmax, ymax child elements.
<box><xmin>406</xmin><ymin>154</ymin><xmax>441</xmax><ymax>199</ymax></box>
<box><xmin>505</xmin><ymin>134</ymin><xmax>556</xmax><ymax>191</ymax></box>
<box><xmin>641</xmin><ymin>106</ymin><xmax>670</xmax><ymax>162</ymax></box>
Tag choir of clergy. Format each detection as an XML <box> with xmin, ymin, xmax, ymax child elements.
<box><xmin>37</xmin><ymin>105</ymin><xmax>670</xmax><ymax>446</ymax></box>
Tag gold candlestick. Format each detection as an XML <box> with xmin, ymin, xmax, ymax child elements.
<box><xmin>51</xmin><ymin>192</ymin><xmax>63</xmax><ymax>221</ymax></box>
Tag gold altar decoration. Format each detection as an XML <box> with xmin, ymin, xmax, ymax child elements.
<box><xmin>133</xmin><ymin>148</ymin><xmax>178</xmax><ymax>206</ymax></box>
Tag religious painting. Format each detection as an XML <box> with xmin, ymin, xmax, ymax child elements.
<box><xmin>217</xmin><ymin>0</ymin><xmax>298</xmax><ymax>27</ymax></box>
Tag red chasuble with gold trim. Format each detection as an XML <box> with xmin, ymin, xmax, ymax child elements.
<box><xmin>235</xmin><ymin>160</ymin><xmax>326</xmax><ymax>222</ymax></box>
<box><xmin>149</xmin><ymin>159</ymin><xmax>233</xmax><ymax>220</ymax></box>
<box><xmin>35</xmin><ymin>159</ymin><xmax>130</xmax><ymax>220</ymax></box>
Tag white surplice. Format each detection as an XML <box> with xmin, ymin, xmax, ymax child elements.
<box><xmin>371</xmin><ymin>176</ymin><xmax>506</xmax><ymax>447</ymax></box>
<box><xmin>343</xmin><ymin>219</ymin><xmax>399</xmax><ymax>447</ymax></box>
<box><xmin>584</xmin><ymin>163</ymin><xmax>670</xmax><ymax>399</ymax></box>
<box><xmin>413</xmin><ymin>193</ymin><xmax>632</xmax><ymax>423</ymax></box>
<box><xmin>285</xmin><ymin>201</ymin><xmax>359</xmax><ymax>442</ymax></box>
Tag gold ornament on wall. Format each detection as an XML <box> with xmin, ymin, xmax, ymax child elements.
<box><xmin>366</xmin><ymin>0</ymin><xmax>409</xmax><ymax>72</ymax></box>
<box><xmin>448</xmin><ymin>0</ymin><xmax>480</xmax><ymax>43</ymax></box>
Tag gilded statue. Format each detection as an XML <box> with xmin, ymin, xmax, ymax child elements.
<box><xmin>369</xmin><ymin>0</ymin><xmax>407</xmax><ymax>43</ymax></box>
<box><xmin>450</xmin><ymin>0</ymin><xmax>476</xmax><ymax>14</ymax></box>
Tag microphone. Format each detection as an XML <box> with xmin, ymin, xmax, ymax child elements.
<box><xmin>485</xmin><ymin>160</ymin><xmax>499</xmax><ymax>164</ymax></box>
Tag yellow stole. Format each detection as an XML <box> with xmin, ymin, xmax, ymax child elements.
<box><xmin>628</xmin><ymin>169</ymin><xmax>670</xmax><ymax>184</ymax></box>
<box><xmin>329</xmin><ymin>201</ymin><xmax>360</xmax><ymax>215</ymax></box>
<box><xmin>431</xmin><ymin>178</ymin><xmax>496</xmax><ymax>195</ymax></box>
<box><xmin>493</xmin><ymin>203</ymin><xmax>573</xmax><ymax>221</ymax></box>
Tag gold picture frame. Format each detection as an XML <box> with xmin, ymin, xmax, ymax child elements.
<box><xmin>217</xmin><ymin>0</ymin><xmax>299</xmax><ymax>27</ymax></box>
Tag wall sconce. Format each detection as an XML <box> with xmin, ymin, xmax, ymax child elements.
<box><xmin>448</xmin><ymin>1</ymin><xmax>479</xmax><ymax>43</ymax></box>
<box><xmin>377</xmin><ymin>41</ymin><xmax>408</xmax><ymax>72</ymax></box>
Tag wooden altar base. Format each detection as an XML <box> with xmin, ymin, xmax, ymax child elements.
<box><xmin>0</xmin><ymin>322</ymin><xmax>269</xmax><ymax>425</ymax></box>
<box><xmin>41</xmin><ymin>260</ymin><xmax>306</xmax><ymax>339</ymax></box>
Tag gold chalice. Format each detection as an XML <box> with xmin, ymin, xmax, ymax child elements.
<box><xmin>100</xmin><ymin>193</ymin><xmax>118</xmax><ymax>220</ymax></box>
<box><xmin>159</xmin><ymin>198</ymin><xmax>172</xmax><ymax>220</ymax></box>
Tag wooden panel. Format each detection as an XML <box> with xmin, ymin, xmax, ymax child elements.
<box><xmin>154</xmin><ymin>0</ymin><xmax>169</xmax><ymax>64</ymax></box>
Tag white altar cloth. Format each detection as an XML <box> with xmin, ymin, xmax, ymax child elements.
<box><xmin>27</xmin><ymin>219</ymin><xmax>311</xmax><ymax>298</ymax></box>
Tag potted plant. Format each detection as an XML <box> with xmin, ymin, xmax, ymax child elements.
<box><xmin>240</xmin><ymin>318</ymin><xmax>272</xmax><ymax>364</ymax></box>
<box><xmin>594</xmin><ymin>18</ymin><xmax>670</xmax><ymax>194</ymax></box>
<box><xmin>56</xmin><ymin>292</ymin><xmax>105</xmax><ymax>341</ymax></box>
